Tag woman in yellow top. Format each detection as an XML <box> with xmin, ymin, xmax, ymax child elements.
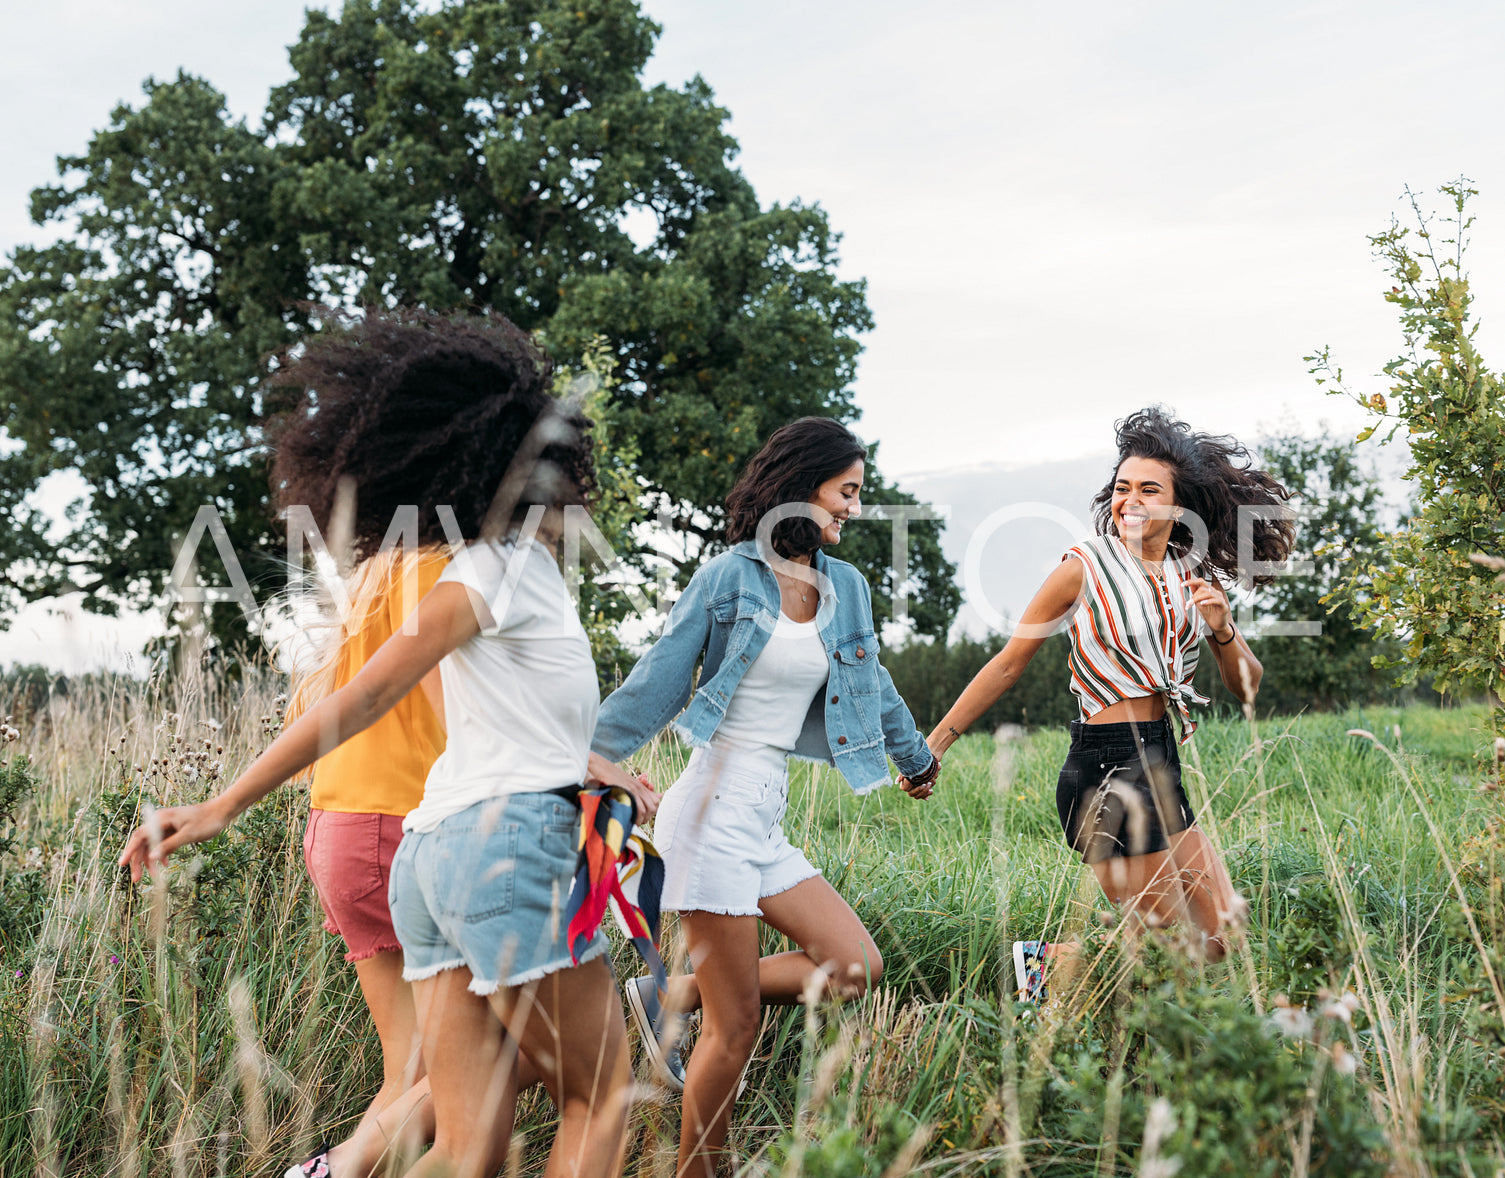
<box><xmin>293</xmin><ymin>547</ymin><xmax>451</xmax><ymax>1176</ymax></box>
<box><xmin>122</xmin><ymin>541</ymin><xmax>535</xmax><ymax>1175</ymax></box>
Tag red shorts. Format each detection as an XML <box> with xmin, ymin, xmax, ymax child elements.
<box><xmin>303</xmin><ymin>809</ymin><xmax>406</xmax><ymax>962</ymax></box>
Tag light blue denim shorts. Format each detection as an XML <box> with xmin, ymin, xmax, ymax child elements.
<box><xmin>389</xmin><ymin>791</ymin><xmax>609</xmax><ymax>995</ymax></box>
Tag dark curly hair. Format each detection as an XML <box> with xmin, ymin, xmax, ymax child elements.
<box><xmin>1091</xmin><ymin>406</ymin><xmax>1294</xmax><ymax>585</ymax></box>
<box><xmin>264</xmin><ymin>307</ymin><xmax>595</xmax><ymax>558</ymax></box>
<box><xmin>724</xmin><ymin>418</ymin><xmax>867</xmax><ymax>559</ymax></box>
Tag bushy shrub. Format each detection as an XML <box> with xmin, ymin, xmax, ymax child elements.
<box><xmin>1046</xmin><ymin>940</ymin><xmax>1388</xmax><ymax>1178</ymax></box>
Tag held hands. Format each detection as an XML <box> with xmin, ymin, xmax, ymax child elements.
<box><xmin>585</xmin><ymin>751</ymin><xmax>660</xmax><ymax>822</ymax></box>
<box><xmin>898</xmin><ymin>746</ymin><xmax>942</xmax><ymax>801</ymax></box>
<box><xmin>1186</xmin><ymin>577</ymin><xmax>1235</xmax><ymax>643</ymax></box>
<box><xmin>118</xmin><ymin>798</ymin><xmax>232</xmax><ymax>883</ymax></box>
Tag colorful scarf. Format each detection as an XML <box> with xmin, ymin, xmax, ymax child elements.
<box><xmin>563</xmin><ymin>787</ymin><xmax>666</xmax><ymax>990</ymax></box>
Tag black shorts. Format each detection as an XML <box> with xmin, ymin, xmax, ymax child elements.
<box><xmin>1056</xmin><ymin>717</ymin><xmax>1195</xmax><ymax>864</ymax></box>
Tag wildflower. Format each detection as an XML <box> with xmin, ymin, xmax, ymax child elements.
<box><xmin>1320</xmin><ymin>991</ymin><xmax>1361</xmax><ymax>1024</ymax></box>
<box><xmin>13</xmin><ymin>970</ymin><xmax>21</xmax><ymax>979</ymax></box>
<box><xmin>1140</xmin><ymin>1098</ymin><xmax>1182</xmax><ymax>1178</ymax></box>
<box><xmin>109</xmin><ymin>955</ymin><xmax>120</xmax><ymax>965</ymax></box>
<box><xmin>202</xmin><ymin>718</ymin><xmax>222</xmax><ymax>732</ymax></box>
<box><xmin>1331</xmin><ymin>1041</ymin><xmax>1358</xmax><ymax>1075</ymax></box>
<box><xmin>1268</xmin><ymin>997</ymin><xmax>1314</xmax><ymax>1038</ymax></box>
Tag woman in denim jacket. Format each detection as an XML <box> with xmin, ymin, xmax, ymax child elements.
<box><xmin>592</xmin><ymin>417</ymin><xmax>940</xmax><ymax>1177</ymax></box>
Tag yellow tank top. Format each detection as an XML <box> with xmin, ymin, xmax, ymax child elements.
<box><xmin>309</xmin><ymin>552</ymin><xmax>448</xmax><ymax>816</ymax></box>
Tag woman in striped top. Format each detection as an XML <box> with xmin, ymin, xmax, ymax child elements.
<box><xmin>918</xmin><ymin>407</ymin><xmax>1293</xmax><ymax>975</ymax></box>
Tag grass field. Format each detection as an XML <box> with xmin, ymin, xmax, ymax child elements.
<box><xmin>1</xmin><ymin>671</ymin><xmax>1502</xmax><ymax>1176</ymax></box>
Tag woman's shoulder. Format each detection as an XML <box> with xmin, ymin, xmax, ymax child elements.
<box><xmin>683</xmin><ymin>545</ymin><xmax>765</xmax><ymax>597</ymax></box>
<box><xmin>819</xmin><ymin>552</ymin><xmax>867</xmax><ymax>589</ymax></box>
<box><xmin>1065</xmin><ymin>532</ymin><xmax>1113</xmax><ymax>557</ymax></box>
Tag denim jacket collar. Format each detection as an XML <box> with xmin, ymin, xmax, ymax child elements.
<box><xmin>728</xmin><ymin>540</ymin><xmax>841</xmax><ymax>605</ymax></box>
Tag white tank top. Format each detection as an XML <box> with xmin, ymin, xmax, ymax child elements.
<box><xmin>711</xmin><ymin>613</ymin><xmax>830</xmax><ymax>756</ymax></box>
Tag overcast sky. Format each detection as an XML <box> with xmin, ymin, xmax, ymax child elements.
<box><xmin>2</xmin><ymin>0</ymin><xmax>1500</xmax><ymax>668</ymax></box>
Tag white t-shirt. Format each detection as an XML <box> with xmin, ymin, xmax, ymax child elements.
<box><xmin>711</xmin><ymin>613</ymin><xmax>830</xmax><ymax>754</ymax></box>
<box><xmin>403</xmin><ymin>537</ymin><xmax>600</xmax><ymax>834</ymax></box>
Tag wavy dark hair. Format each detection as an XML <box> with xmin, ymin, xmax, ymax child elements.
<box><xmin>264</xmin><ymin>307</ymin><xmax>594</xmax><ymax>558</ymax></box>
<box><xmin>724</xmin><ymin>418</ymin><xmax>868</xmax><ymax>559</ymax></box>
<box><xmin>1090</xmin><ymin>406</ymin><xmax>1293</xmax><ymax>585</ymax></box>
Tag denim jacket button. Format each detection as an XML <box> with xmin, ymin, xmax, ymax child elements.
<box><xmin>855</xmin><ymin>647</ymin><xmax>866</xmax><ymax>659</ymax></box>
<box><xmin>830</xmin><ymin>694</ymin><xmax>839</xmax><ymax>704</ymax></box>
<box><xmin>837</xmin><ymin>736</ymin><xmax>847</xmax><ymax>745</ymax></box>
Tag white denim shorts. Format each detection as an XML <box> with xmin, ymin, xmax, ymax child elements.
<box><xmin>651</xmin><ymin>743</ymin><xmax>820</xmax><ymax>917</ymax></box>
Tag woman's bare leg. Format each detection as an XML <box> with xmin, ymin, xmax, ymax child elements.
<box><xmin>675</xmin><ymin>914</ymin><xmax>763</xmax><ymax>1178</ymax></box>
<box><xmin>1166</xmin><ymin>826</ymin><xmax>1242</xmax><ymax>961</ymax></box>
<box><xmin>327</xmin><ymin>951</ymin><xmax>432</xmax><ymax>1176</ymax></box>
<box><xmin>1091</xmin><ymin>825</ymin><xmax>1239</xmax><ymax>961</ymax></box>
<box><xmin>403</xmin><ymin>968</ymin><xmax>518</xmax><ymax>1178</ymax></box>
<box><xmin>664</xmin><ymin>877</ymin><xmax>883</xmax><ymax>1015</ymax></box>
<box><xmin>325</xmin><ymin>952</ymin><xmax>544</xmax><ymax>1177</ymax></box>
<box><xmin>489</xmin><ymin>956</ymin><xmax>632</xmax><ymax>1178</ymax></box>
<box><xmin>756</xmin><ymin>876</ymin><xmax>883</xmax><ymax>1000</ymax></box>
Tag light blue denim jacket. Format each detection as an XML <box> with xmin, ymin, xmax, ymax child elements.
<box><xmin>592</xmin><ymin>541</ymin><xmax>935</xmax><ymax>794</ymax></box>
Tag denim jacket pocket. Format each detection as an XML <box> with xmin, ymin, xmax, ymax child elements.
<box><xmin>710</xmin><ymin>590</ymin><xmax>765</xmax><ymax>625</ymax></box>
<box><xmin>832</xmin><ymin>633</ymin><xmax>881</xmax><ymax>693</ymax></box>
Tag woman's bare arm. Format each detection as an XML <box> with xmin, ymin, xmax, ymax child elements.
<box><xmin>926</xmin><ymin>558</ymin><xmax>1083</xmax><ymax>758</ymax></box>
<box><xmin>120</xmin><ymin>582</ymin><xmax>480</xmax><ymax>879</ymax></box>
<box><xmin>1186</xmin><ymin>576</ymin><xmax>1262</xmax><ymax>701</ymax></box>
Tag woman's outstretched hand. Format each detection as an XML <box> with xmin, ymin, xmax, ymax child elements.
<box><xmin>585</xmin><ymin>751</ymin><xmax>660</xmax><ymax>822</ymax></box>
<box><xmin>118</xmin><ymin>798</ymin><xmax>233</xmax><ymax>883</ymax></box>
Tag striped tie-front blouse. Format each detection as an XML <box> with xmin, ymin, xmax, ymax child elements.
<box><xmin>1062</xmin><ymin>533</ymin><xmax>1210</xmax><ymax>741</ymax></box>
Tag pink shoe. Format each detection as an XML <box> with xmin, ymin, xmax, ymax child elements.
<box><xmin>284</xmin><ymin>1144</ymin><xmax>331</xmax><ymax>1178</ymax></box>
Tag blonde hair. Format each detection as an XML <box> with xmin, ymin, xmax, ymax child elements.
<box><xmin>283</xmin><ymin>544</ymin><xmax>447</xmax><ymax>726</ymax></box>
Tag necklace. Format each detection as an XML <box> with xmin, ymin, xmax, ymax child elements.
<box><xmin>776</xmin><ymin>566</ymin><xmax>811</xmax><ymax>603</ymax></box>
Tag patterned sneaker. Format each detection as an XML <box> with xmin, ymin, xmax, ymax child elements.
<box><xmin>1013</xmin><ymin>941</ymin><xmax>1051</xmax><ymax>1004</ymax></box>
<box><xmin>284</xmin><ymin>1144</ymin><xmax>331</xmax><ymax>1178</ymax></box>
<box><xmin>626</xmin><ymin>975</ymin><xmax>687</xmax><ymax>1092</ymax></box>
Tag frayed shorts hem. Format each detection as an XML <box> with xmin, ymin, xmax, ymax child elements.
<box><xmin>402</xmin><ymin>957</ymin><xmax>467</xmax><ymax>984</ymax></box>
<box><xmin>345</xmin><ymin>940</ymin><xmax>404</xmax><ymax>963</ymax></box>
<box><xmin>663</xmin><ymin>867</ymin><xmax>823</xmax><ymax>917</ymax></box>
<box><xmin>759</xmin><ymin>866</ymin><xmax>822</xmax><ymax>901</ymax></box>
<box><xmin>464</xmin><ymin>937</ymin><xmax>611</xmax><ymax>994</ymax></box>
<box><xmin>398</xmin><ymin>935</ymin><xmax>610</xmax><ymax>992</ymax></box>
<box><xmin>663</xmin><ymin>902</ymin><xmax>763</xmax><ymax>917</ymax></box>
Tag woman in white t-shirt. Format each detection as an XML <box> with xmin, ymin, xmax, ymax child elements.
<box><xmin>122</xmin><ymin>309</ymin><xmax>656</xmax><ymax>1178</ymax></box>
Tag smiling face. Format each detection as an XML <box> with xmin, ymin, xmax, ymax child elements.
<box><xmin>1111</xmin><ymin>455</ymin><xmax>1179</xmax><ymax>555</ymax></box>
<box><xmin>809</xmin><ymin>459</ymin><xmax>865</xmax><ymax>547</ymax></box>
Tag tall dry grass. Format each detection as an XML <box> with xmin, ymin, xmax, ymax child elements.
<box><xmin>1</xmin><ymin>664</ymin><xmax>1502</xmax><ymax>1175</ymax></box>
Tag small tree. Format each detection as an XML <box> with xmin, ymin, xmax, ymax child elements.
<box><xmin>1239</xmin><ymin>428</ymin><xmax>1396</xmax><ymax>713</ymax></box>
<box><xmin>1310</xmin><ymin>181</ymin><xmax>1505</xmax><ymax>711</ymax></box>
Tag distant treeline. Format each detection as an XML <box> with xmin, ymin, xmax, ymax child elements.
<box><xmin>883</xmin><ymin>630</ymin><xmax>1455</xmax><ymax>734</ymax></box>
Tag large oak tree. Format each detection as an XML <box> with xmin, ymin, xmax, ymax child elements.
<box><xmin>0</xmin><ymin>0</ymin><xmax>958</xmax><ymax>645</ymax></box>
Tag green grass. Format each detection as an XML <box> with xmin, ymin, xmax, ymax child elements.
<box><xmin>1</xmin><ymin>675</ymin><xmax>1502</xmax><ymax>1175</ymax></box>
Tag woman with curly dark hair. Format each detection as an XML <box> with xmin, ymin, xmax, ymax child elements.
<box><xmin>591</xmin><ymin>416</ymin><xmax>940</xmax><ymax>1177</ymax></box>
<box><xmin>121</xmin><ymin>308</ymin><xmax>656</xmax><ymax>1178</ymax></box>
<box><xmin>926</xmin><ymin>406</ymin><xmax>1293</xmax><ymax>999</ymax></box>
